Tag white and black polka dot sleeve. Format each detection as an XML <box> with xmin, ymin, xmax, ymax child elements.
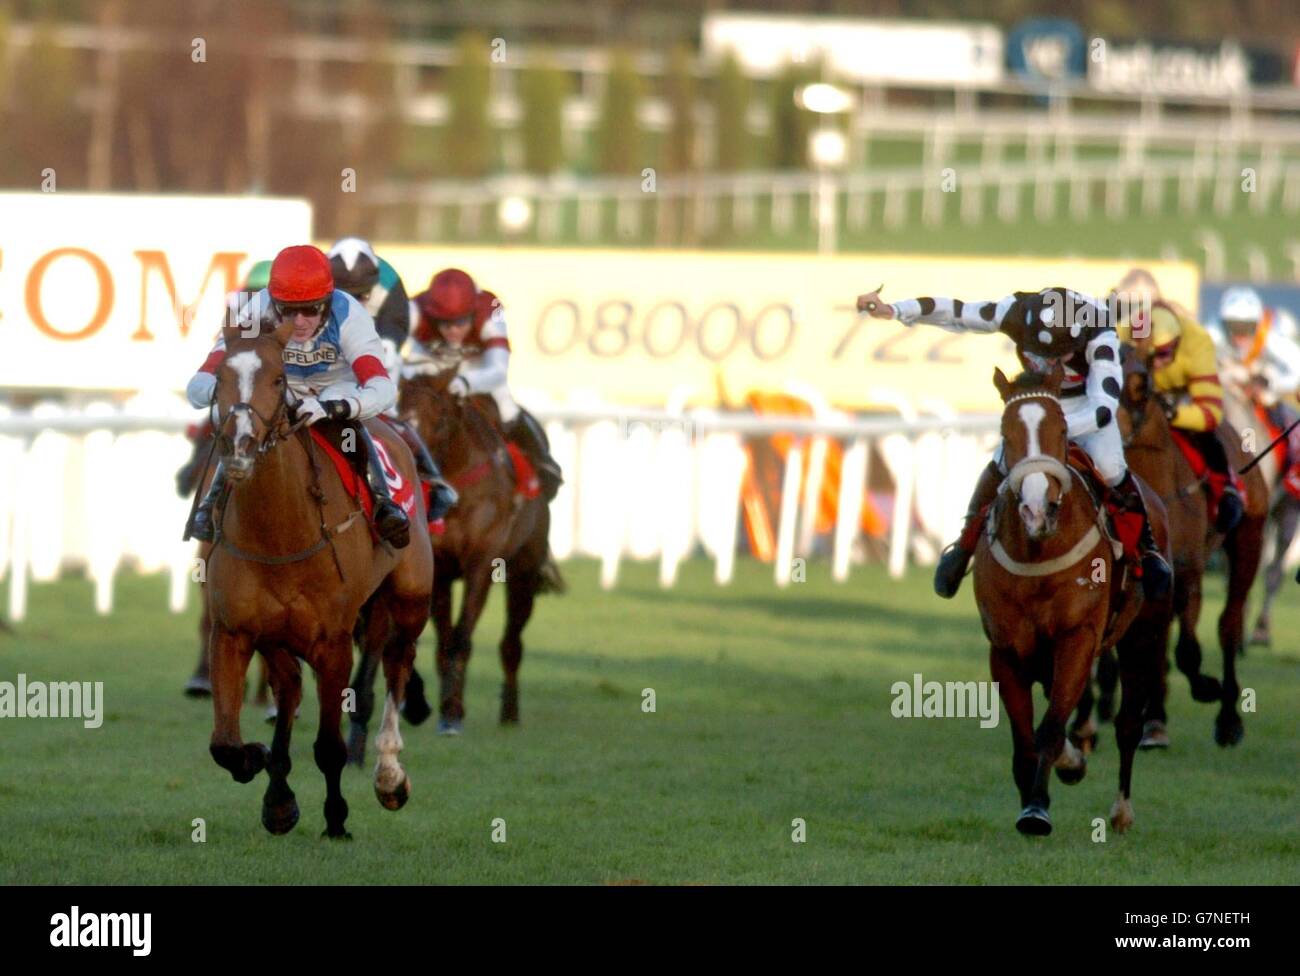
<box><xmin>891</xmin><ymin>296</ymin><xmax>1016</xmax><ymax>334</ymax></box>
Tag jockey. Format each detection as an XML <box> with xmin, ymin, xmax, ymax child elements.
<box><xmin>184</xmin><ymin>244</ymin><xmax>412</xmax><ymax>548</ymax></box>
<box><xmin>1123</xmin><ymin>300</ymin><xmax>1244</xmax><ymax>534</ymax></box>
<box><xmin>1208</xmin><ymin>285</ymin><xmax>1300</xmax><ymax>415</ymax></box>
<box><xmin>408</xmin><ymin>268</ymin><xmax>563</xmax><ymax>500</ymax></box>
<box><xmin>856</xmin><ymin>285</ymin><xmax>1172</xmax><ymax>601</ymax></box>
<box><xmin>327</xmin><ymin>236</ymin><xmax>457</xmax><ymax>520</ymax></box>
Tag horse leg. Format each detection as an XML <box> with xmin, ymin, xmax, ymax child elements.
<box><xmin>374</xmin><ymin>590</ymin><xmax>426</xmax><ymax>810</ymax></box>
<box><xmin>1111</xmin><ymin>620</ymin><xmax>1162</xmax><ymax>833</ymax></box>
<box><xmin>1253</xmin><ymin>499</ymin><xmax>1297</xmax><ymax>645</ymax></box>
<box><xmin>1096</xmin><ymin>646</ymin><xmax>1119</xmax><ymax>723</ymax></box>
<box><xmin>1216</xmin><ymin>513</ymin><xmax>1262</xmax><ymax>747</ymax></box>
<box><xmin>1069</xmin><ymin>672</ymin><xmax>1098</xmax><ymax>755</ymax></box>
<box><xmin>990</xmin><ymin>648</ymin><xmax>1039</xmax><ymax>832</ymax></box>
<box><xmin>260</xmin><ymin>648</ymin><xmax>302</xmax><ymax>835</ymax></box>
<box><xmin>208</xmin><ymin>628</ymin><xmax>268</xmax><ymax>784</ymax></box>
<box><xmin>184</xmin><ymin>589</ymin><xmax>213</xmax><ymax>697</ymax></box>
<box><xmin>402</xmin><ymin>666</ymin><xmax>433</xmax><ymax>726</ymax></box>
<box><xmin>433</xmin><ymin>569</ymin><xmax>457</xmax><ymax>728</ymax></box>
<box><xmin>439</xmin><ymin>562</ymin><xmax>494</xmax><ymax>735</ymax></box>
<box><xmin>313</xmin><ymin>636</ymin><xmax>353</xmax><ymax>839</ymax></box>
<box><xmin>498</xmin><ymin>568</ymin><xmax>538</xmax><ymax>725</ymax></box>
<box><xmin>346</xmin><ymin>604</ymin><xmax>383</xmax><ymax>766</ymax></box>
<box><xmin>1174</xmin><ymin>576</ymin><xmax>1220</xmax><ymax>704</ymax></box>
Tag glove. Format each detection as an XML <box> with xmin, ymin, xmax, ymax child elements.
<box><xmin>448</xmin><ymin>376</ymin><xmax>470</xmax><ymax>398</ymax></box>
<box><xmin>322</xmin><ymin>398</ymin><xmax>355</xmax><ymax>421</ymax></box>
<box><xmin>186</xmin><ymin>372</ymin><xmax>217</xmax><ymax>409</ymax></box>
<box><xmin>294</xmin><ymin>396</ymin><xmax>327</xmax><ymax>426</ymax></box>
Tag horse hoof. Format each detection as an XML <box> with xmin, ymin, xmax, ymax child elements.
<box><xmin>401</xmin><ymin>694</ymin><xmax>432</xmax><ymax>727</ymax></box>
<box><xmin>1190</xmin><ymin>676</ymin><xmax>1222</xmax><ymax>704</ymax></box>
<box><xmin>1015</xmin><ymin>806</ymin><xmax>1052</xmax><ymax>836</ymax></box>
<box><xmin>262</xmin><ymin>798</ymin><xmax>300</xmax><ymax>835</ymax></box>
<box><xmin>375</xmin><ymin>773</ymin><xmax>411</xmax><ymax>811</ymax></box>
<box><xmin>436</xmin><ymin>718</ymin><xmax>463</xmax><ymax>736</ymax></box>
<box><xmin>1110</xmin><ymin>795</ymin><xmax>1135</xmax><ymax>833</ymax></box>
<box><xmin>1214</xmin><ymin>715</ymin><xmax>1245</xmax><ymax>747</ymax></box>
<box><xmin>321</xmin><ymin>829</ymin><xmax>353</xmax><ymax>841</ymax></box>
<box><xmin>1138</xmin><ymin>720</ymin><xmax>1169</xmax><ymax>750</ymax></box>
<box><xmin>1056</xmin><ymin>761</ymin><xmax>1087</xmax><ymax>785</ymax></box>
<box><xmin>183</xmin><ymin>676</ymin><xmax>212</xmax><ymax>698</ymax></box>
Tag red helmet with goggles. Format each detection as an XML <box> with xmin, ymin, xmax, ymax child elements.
<box><xmin>269</xmin><ymin>245</ymin><xmax>334</xmax><ymax>305</ymax></box>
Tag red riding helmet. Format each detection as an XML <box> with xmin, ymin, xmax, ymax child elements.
<box><xmin>417</xmin><ymin>268</ymin><xmax>477</xmax><ymax>322</ymax></box>
<box><xmin>268</xmin><ymin>245</ymin><xmax>334</xmax><ymax>304</ymax></box>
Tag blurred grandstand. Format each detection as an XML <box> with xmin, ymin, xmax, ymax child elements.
<box><xmin>2</xmin><ymin>0</ymin><xmax>1299</xmax><ymax>612</ymax></box>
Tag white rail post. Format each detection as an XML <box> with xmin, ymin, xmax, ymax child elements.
<box><xmin>887</xmin><ymin>437</ymin><xmax>915</xmax><ymax>580</ymax></box>
<box><xmin>832</xmin><ymin>438</ymin><xmax>869</xmax><ymax>583</ymax></box>
<box><xmin>774</xmin><ymin>443</ymin><xmax>803</xmax><ymax>587</ymax></box>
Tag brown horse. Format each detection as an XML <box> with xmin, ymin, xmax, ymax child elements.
<box><xmin>204</xmin><ymin>321</ymin><xmax>433</xmax><ymax>837</ymax></box>
<box><xmin>389</xmin><ymin>367</ymin><xmax>559</xmax><ymax>737</ymax></box>
<box><xmin>1102</xmin><ymin>347</ymin><xmax>1265</xmax><ymax>747</ymax></box>
<box><xmin>976</xmin><ymin>365</ymin><xmax>1171</xmax><ymax>835</ymax></box>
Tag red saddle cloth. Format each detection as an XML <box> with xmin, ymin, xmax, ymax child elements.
<box><xmin>1168</xmin><ymin>428</ymin><xmax>1246</xmax><ymax>519</ymax></box>
<box><xmin>308</xmin><ymin>427</ymin><xmax>417</xmax><ymax>522</ymax></box>
<box><xmin>504</xmin><ymin>442</ymin><xmax>541</xmax><ymax>500</ymax></box>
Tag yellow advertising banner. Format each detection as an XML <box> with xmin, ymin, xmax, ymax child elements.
<box><xmin>382</xmin><ymin>246</ymin><xmax>1199</xmax><ymax>412</ymax></box>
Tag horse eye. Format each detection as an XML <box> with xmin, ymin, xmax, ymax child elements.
<box><xmin>274</xmin><ymin>376</ymin><xmax>284</xmax><ymax>387</ymax></box>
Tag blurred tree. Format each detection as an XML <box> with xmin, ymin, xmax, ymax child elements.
<box><xmin>4</xmin><ymin>15</ymin><xmax>83</xmax><ymax>188</ymax></box>
<box><xmin>595</xmin><ymin>48</ymin><xmax>643</xmax><ymax>175</ymax></box>
<box><xmin>662</xmin><ymin>45</ymin><xmax>695</xmax><ymax>174</ymax></box>
<box><xmin>518</xmin><ymin>55</ymin><xmax>567</xmax><ymax>175</ymax></box>
<box><xmin>712</xmin><ymin>50</ymin><xmax>751</xmax><ymax>171</ymax></box>
<box><xmin>444</xmin><ymin>31</ymin><xmax>493</xmax><ymax>178</ymax></box>
<box><xmin>768</xmin><ymin>60</ymin><xmax>817</xmax><ymax>171</ymax></box>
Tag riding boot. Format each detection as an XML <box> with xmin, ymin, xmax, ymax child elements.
<box><xmin>1192</xmin><ymin>429</ymin><xmax>1244</xmax><ymax>533</ymax></box>
<box><xmin>185</xmin><ymin>461</ymin><xmax>227</xmax><ymax>542</ymax></box>
<box><xmin>1110</xmin><ymin>471</ymin><xmax>1172</xmax><ymax>600</ymax></box>
<box><xmin>934</xmin><ymin>459</ymin><xmax>1001</xmax><ymax>599</ymax></box>
<box><xmin>357</xmin><ymin>424</ymin><xmax>411</xmax><ymax>549</ymax></box>
<box><xmin>507</xmin><ymin>411</ymin><xmax>563</xmax><ymax>501</ymax></box>
<box><xmin>389</xmin><ymin>417</ymin><xmax>458</xmax><ymax>520</ymax></box>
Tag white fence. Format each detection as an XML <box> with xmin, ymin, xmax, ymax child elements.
<box><xmin>0</xmin><ymin>399</ymin><xmax>1000</xmax><ymax>620</ymax></box>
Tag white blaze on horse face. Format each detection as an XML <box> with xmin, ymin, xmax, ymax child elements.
<box><xmin>1017</xmin><ymin>402</ymin><xmax>1051</xmax><ymax>535</ymax></box>
<box><xmin>226</xmin><ymin>350</ymin><xmax>261</xmax><ymax>446</ymax></box>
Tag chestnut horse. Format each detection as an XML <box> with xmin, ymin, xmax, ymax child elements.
<box><xmin>1101</xmin><ymin>348</ymin><xmax>1265</xmax><ymax>747</ymax></box>
<box><xmin>392</xmin><ymin>367</ymin><xmax>558</xmax><ymax>737</ymax></box>
<box><xmin>204</xmin><ymin>321</ymin><xmax>433</xmax><ymax>837</ymax></box>
<box><xmin>977</xmin><ymin>365</ymin><xmax>1171</xmax><ymax>836</ymax></box>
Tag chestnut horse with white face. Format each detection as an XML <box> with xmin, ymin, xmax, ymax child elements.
<box><xmin>975</xmin><ymin>365</ymin><xmax>1172</xmax><ymax>836</ymax></box>
<box><xmin>204</xmin><ymin>321</ymin><xmax>433</xmax><ymax>838</ymax></box>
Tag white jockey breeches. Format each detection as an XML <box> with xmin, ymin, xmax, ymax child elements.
<box><xmin>485</xmin><ymin>381</ymin><xmax>520</xmax><ymax>424</ymax></box>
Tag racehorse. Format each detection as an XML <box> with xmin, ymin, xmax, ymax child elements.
<box><xmin>1252</xmin><ymin>489</ymin><xmax>1300</xmax><ymax>647</ymax></box>
<box><xmin>1107</xmin><ymin>348</ymin><xmax>1265</xmax><ymax>747</ymax></box>
<box><xmin>976</xmin><ymin>365</ymin><xmax>1170</xmax><ymax>836</ymax></box>
<box><xmin>204</xmin><ymin>320</ymin><xmax>433</xmax><ymax>837</ymax></box>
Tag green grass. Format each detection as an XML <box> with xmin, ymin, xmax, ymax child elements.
<box><xmin>0</xmin><ymin>558</ymin><xmax>1296</xmax><ymax>884</ymax></box>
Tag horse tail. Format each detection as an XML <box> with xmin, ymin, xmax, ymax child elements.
<box><xmin>536</xmin><ymin>550</ymin><xmax>566</xmax><ymax>596</ymax></box>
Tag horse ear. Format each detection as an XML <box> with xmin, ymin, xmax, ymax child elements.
<box><xmin>221</xmin><ymin>325</ymin><xmax>242</xmax><ymax>351</ymax></box>
<box><xmin>992</xmin><ymin>367</ymin><xmax>1012</xmax><ymax>401</ymax></box>
<box><xmin>272</xmin><ymin>318</ymin><xmax>296</xmax><ymax>347</ymax></box>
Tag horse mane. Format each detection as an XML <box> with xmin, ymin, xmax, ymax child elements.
<box><xmin>1009</xmin><ymin>369</ymin><xmax>1053</xmax><ymax>393</ymax></box>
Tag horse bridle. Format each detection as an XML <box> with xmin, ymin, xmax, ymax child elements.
<box><xmin>212</xmin><ymin>384</ymin><xmax>307</xmax><ymax>460</ymax></box>
<box><xmin>998</xmin><ymin>391</ymin><xmax>1074</xmax><ymax>499</ymax></box>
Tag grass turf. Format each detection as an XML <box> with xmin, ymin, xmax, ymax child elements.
<box><xmin>0</xmin><ymin>558</ymin><xmax>1295</xmax><ymax>884</ymax></box>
